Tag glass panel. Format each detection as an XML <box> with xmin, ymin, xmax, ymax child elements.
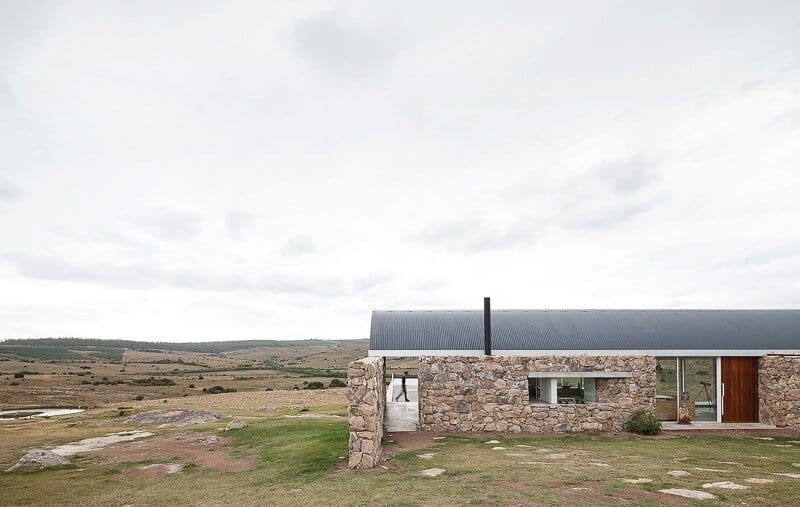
<box><xmin>557</xmin><ymin>378</ymin><xmax>587</xmax><ymax>404</ymax></box>
<box><xmin>679</xmin><ymin>358</ymin><xmax>717</xmax><ymax>422</ymax></box>
<box><xmin>655</xmin><ymin>357</ymin><xmax>678</xmax><ymax>420</ymax></box>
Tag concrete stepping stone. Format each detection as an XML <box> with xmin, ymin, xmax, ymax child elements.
<box><xmin>491</xmin><ymin>446</ymin><xmax>506</xmax><ymax>450</ymax></box>
<box><xmin>752</xmin><ymin>437</ymin><xmax>774</xmax><ymax>440</ymax></box>
<box><xmin>702</xmin><ymin>481</ymin><xmax>749</xmax><ymax>490</ymax></box>
<box><xmin>591</xmin><ymin>463</ymin><xmax>611</xmax><ymax>467</ymax></box>
<box><xmin>432</xmin><ymin>436</ymin><xmax>445</xmax><ymax>440</ymax></box>
<box><xmin>792</xmin><ymin>463</ymin><xmax>800</xmax><ymax>468</ymax></box>
<box><xmin>774</xmin><ymin>444</ymin><xmax>793</xmax><ymax>448</ymax></box>
<box><xmin>659</xmin><ymin>489</ymin><xmax>717</xmax><ymax>500</ymax></box>
<box><xmin>773</xmin><ymin>472</ymin><xmax>800</xmax><ymax>478</ymax></box>
<box><xmin>485</xmin><ymin>440</ymin><xmax>500</xmax><ymax>444</ymax></box>
<box><xmin>545</xmin><ymin>453</ymin><xmax>569</xmax><ymax>459</ymax></box>
<box><xmin>515</xmin><ymin>444</ymin><xmax>532</xmax><ymax>448</ymax></box>
<box><xmin>745</xmin><ymin>478</ymin><xmax>774</xmax><ymax>484</ymax></box>
<box><xmin>417</xmin><ymin>453</ymin><xmax>435</xmax><ymax>460</ymax></box>
<box><xmin>622</xmin><ymin>478</ymin><xmax>653</xmax><ymax>484</ymax></box>
<box><xmin>667</xmin><ymin>470</ymin><xmax>691</xmax><ymax>477</ymax></box>
<box><xmin>419</xmin><ymin>468</ymin><xmax>445</xmax><ymax>477</ymax></box>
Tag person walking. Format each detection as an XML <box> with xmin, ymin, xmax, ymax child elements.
<box><xmin>394</xmin><ymin>371</ymin><xmax>410</xmax><ymax>402</ymax></box>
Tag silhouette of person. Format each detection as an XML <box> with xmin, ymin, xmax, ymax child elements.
<box><xmin>395</xmin><ymin>371</ymin><xmax>410</xmax><ymax>402</ymax></box>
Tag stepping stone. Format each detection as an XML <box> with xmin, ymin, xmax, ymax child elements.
<box><xmin>659</xmin><ymin>489</ymin><xmax>717</xmax><ymax>500</ymax></box>
<box><xmin>485</xmin><ymin>440</ymin><xmax>500</xmax><ymax>444</ymax></box>
<box><xmin>417</xmin><ymin>453</ymin><xmax>435</xmax><ymax>460</ymax></box>
<box><xmin>745</xmin><ymin>478</ymin><xmax>774</xmax><ymax>484</ymax></box>
<box><xmin>752</xmin><ymin>437</ymin><xmax>774</xmax><ymax>440</ymax></box>
<box><xmin>693</xmin><ymin>467</ymin><xmax>728</xmax><ymax>473</ymax></box>
<box><xmin>667</xmin><ymin>470</ymin><xmax>691</xmax><ymax>477</ymax></box>
<box><xmin>591</xmin><ymin>463</ymin><xmax>611</xmax><ymax>467</ymax></box>
<box><xmin>792</xmin><ymin>463</ymin><xmax>800</xmax><ymax>468</ymax></box>
<box><xmin>537</xmin><ymin>448</ymin><xmax>553</xmax><ymax>453</ymax></box>
<box><xmin>419</xmin><ymin>468</ymin><xmax>445</xmax><ymax>477</ymax></box>
<box><xmin>773</xmin><ymin>473</ymin><xmax>800</xmax><ymax>479</ymax></box>
<box><xmin>545</xmin><ymin>453</ymin><xmax>569</xmax><ymax>459</ymax></box>
<box><xmin>515</xmin><ymin>444</ymin><xmax>532</xmax><ymax>448</ymax></box>
<box><xmin>774</xmin><ymin>444</ymin><xmax>793</xmax><ymax>448</ymax></box>
<box><xmin>432</xmin><ymin>437</ymin><xmax>445</xmax><ymax>440</ymax></box>
<box><xmin>702</xmin><ymin>481</ymin><xmax>749</xmax><ymax>490</ymax></box>
<box><xmin>504</xmin><ymin>453</ymin><xmax>527</xmax><ymax>457</ymax></box>
<box><xmin>491</xmin><ymin>446</ymin><xmax>506</xmax><ymax>450</ymax></box>
<box><xmin>622</xmin><ymin>478</ymin><xmax>653</xmax><ymax>484</ymax></box>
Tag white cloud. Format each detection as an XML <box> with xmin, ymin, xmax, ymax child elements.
<box><xmin>1</xmin><ymin>1</ymin><xmax>799</xmax><ymax>339</ymax></box>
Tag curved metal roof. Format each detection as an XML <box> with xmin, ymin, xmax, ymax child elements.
<box><xmin>369</xmin><ymin>309</ymin><xmax>800</xmax><ymax>355</ymax></box>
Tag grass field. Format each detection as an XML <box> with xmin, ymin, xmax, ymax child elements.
<box><xmin>2</xmin><ymin>390</ymin><xmax>800</xmax><ymax>506</ymax></box>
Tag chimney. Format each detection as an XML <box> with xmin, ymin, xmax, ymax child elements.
<box><xmin>484</xmin><ymin>297</ymin><xmax>491</xmax><ymax>356</ymax></box>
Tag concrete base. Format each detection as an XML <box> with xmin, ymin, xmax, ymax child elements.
<box><xmin>662</xmin><ymin>421</ymin><xmax>778</xmax><ymax>431</ymax></box>
<box><xmin>385</xmin><ymin>401</ymin><xmax>419</xmax><ymax>432</ymax></box>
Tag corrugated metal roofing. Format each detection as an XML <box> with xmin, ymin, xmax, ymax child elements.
<box><xmin>369</xmin><ymin>309</ymin><xmax>800</xmax><ymax>352</ymax></box>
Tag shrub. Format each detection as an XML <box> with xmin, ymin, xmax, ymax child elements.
<box><xmin>188</xmin><ymin>384</ymin><xmax>195</xmax><ymax>388</ymax></box>
<box><xmin>131</xmin><ymin>377</ymin><xmax>176</xmax><ymax>386</ymax></box>
<box><xmin>329</xmin><ymin>378</ymin><xmax>346</xmax><ymax>388</ymax></box>
<box><xmin>13</xmin><ymin>372</ymin><xmax>24</xmax><ymax>378</ymax></box>
<box><xmin>202</xmin><ymin>385</ymin><xmax>236</xmax><ymax>394</ymax></box>
<box><xmin>9</xmin><ymin>381</ymin><xmax>20</xmax><ymax>386</ymax></box>
<box><xmin>625</xmin><ymin>409</ymin><xmax>661</xmax><ymax>435</ymax></box>
<box><xmin>304</xmin><ymin>381</ymin><xmax>325</xmax><ymax>390</ymax></box>
<box><xmin>134</xmin><ymin>394</ymin><xmax>144</xmax><ymax>401</ymax></box>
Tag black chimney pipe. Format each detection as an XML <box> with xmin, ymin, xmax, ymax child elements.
<box><xmin>484</xmin><ymin>297</ymin><xmax>491</xmax><ymax>356</ymax></box>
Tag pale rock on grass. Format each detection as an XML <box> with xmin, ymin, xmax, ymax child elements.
<box><xmin>702</xmin><ymin>481</ymin><xmax>749</xmax><ymax>490</ymax></box>
<box><xmin>659</xmin><ymin>489</ymin><xmax>717</xmax><ymax>500</ymax></box>
<box><xmin>667</xmin><ymin>470</ymin><xmax>691</xmax><ymax>477</ymax></box>
<box><xmin>419</xmin><ymin>468</ymin><xmax>445</xmax><ymax>477</ymax></box>
<box><xmin>622</xmin><ymin>478</ymin><xmax>653</xmax><ymax>484</ymax></box>
<box><xmin>745</xmin><ymin>478</ymin><xmax>774</xmax><ymax>484</ymax></box>
<box><xmin>772</xmin><ymin>472</ymin><xmax>800</xmax><ymax>479</ymax></box>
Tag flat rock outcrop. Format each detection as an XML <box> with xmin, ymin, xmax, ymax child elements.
<box><xmin>111</xmin><ymin>409</ymin><xmax>223</xmax><ymax>427</ymax></box>
<box><xmin>6</xmin><ymin>450</ymin><xmax>70</xmax><ymax>471</ymax></box>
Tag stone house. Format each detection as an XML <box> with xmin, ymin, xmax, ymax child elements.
<box><xmin>347</xmin><ymin>300</ymin><xmax>800</xmax><ymax>468</ymax></box>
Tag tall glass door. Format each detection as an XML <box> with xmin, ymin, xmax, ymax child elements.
<box><xmin>678</xmin><ymin>358</ymin><xmax>717</xmax><ymax>421</ymax></box>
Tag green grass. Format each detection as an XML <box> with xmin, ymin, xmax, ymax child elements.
<box><xmin>2</xmin><ymin>415</ymin><xmax>800</xmax><ymax>506</ymax></box>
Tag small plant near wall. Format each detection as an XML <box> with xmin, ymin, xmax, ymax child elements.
<box><xmin>625</xmin><ymin>409</ymin><xmax>662</xmax><ymax>435</ymax></box>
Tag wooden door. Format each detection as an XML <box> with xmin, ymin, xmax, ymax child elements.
<box><xmin>721</xmin><ymin>357</ymin><xmax>758</xmax><ymax>423</ymax></box>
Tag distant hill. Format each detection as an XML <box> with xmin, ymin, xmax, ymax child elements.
<box><xmin>0</xmin><ymin>337</ymin><xmax>369</xmax><ymax>362</ymax></box>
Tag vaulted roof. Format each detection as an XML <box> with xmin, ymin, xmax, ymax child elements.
<box><xmin>369</xmin><ymin>309</ymin><xmax>800</xmax><ymax>357</ymax></box>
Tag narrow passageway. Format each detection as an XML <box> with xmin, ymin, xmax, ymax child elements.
<box><xmin>385</xmin><ymin>377</ymin><xmax>419</xmax><ymax>432</ymax></box>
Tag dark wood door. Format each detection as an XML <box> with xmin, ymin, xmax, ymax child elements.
<box><xmin>721</xmin><ymin>357</ymin><xmax>759</xmax><ymax>423</ymax></box>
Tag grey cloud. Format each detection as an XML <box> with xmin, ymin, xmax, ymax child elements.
<box><xmin>768</xmin><ymin>109</ymin><xmax>800</xmax><ymax>129</ymax></box>
<box><xmin>281</xmin><ymin>235</ymin><xmax>314</xmax><ymax>256</ymax></box>
<box><xmin>417</xmin><ymin>218</ymin><xmax>539</xmax><ymax>253</ymax></box>
<box><xmin>134</xmin><ymin>209</ymin><xmax>202</xmax><ymax>241</ymax></box>
<box><xmin>293</xmin><ymin>9</ymin><xmax>403</xmax><ymax>79</ymax></box>
<box><xmin>564</xmin><ymin>199</ymin><xmax>659</xmax><ymax>230</ymax></box>
<box><xmin>225</xmin><ymin>209</ymin><xmax>255</xmax><ymax>240</ymax></box>
<box><xmin>3</xmin><ymin>252</ymin><xmax>348</xmax><ymax>297</ymax></box>
<box><xmin>354</xmin><ymin>272</ymin><xmax>393</xmax><ymax>292</ymax></box>
<box><xmin>0</xmin><ymin>175</ymin><xmax>22</xmax><ymax>201</ymax></box>
<box><xmin>595</xmin><ymin>155</ymin><xmax>657</xmax><ymax>195</ymax></box>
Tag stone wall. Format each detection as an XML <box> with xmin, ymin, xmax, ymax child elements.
<box><xmin>347</xmin><ymin>356</ymin><xmax>385</xmax><ymax>469</ymax></box>
<box><xmin>759</xmin><ymin>355</ymin><xmax>800</xmax><ymax>429</ymax></box>
<box><xmin>419</xmin><ymin>355</ymin><xmax>656</xmax><ymax>433</ymax></box>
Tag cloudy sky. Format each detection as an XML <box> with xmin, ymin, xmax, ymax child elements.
<box><xmin>1</xmin><ymin>1</ymin><xmax>799</xmax><ymax>341</ymax></box>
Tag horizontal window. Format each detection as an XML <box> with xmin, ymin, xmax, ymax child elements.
<box><xmin>528</xmin><ymin>377</ymin><xmax>596</xmax><ymax>404</ymax></box>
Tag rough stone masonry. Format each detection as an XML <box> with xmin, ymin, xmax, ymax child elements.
<box><xmin>347</xmin><ymin>356</ymin><xmax>385</xmax><ymax>469</ymax></box>
<box><xmin>418</xmin><ymin>355</ymin><xmax>656</xmax><ymax>433</ymax></box>
<box><xmin>759</xmin><ymin>355</ymin><xmax>800</xmax><ymax>429</ymax></box>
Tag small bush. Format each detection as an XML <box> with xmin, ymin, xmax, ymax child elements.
<box><xmin>188</xmin><ymin>384</ymin><xmax>195</xmax><ymax>388</ymax></box>
<box><xmin>329</xmin><ymin>378</ymin><xmax>346</xmax><ymax>388</ymax></box>
<box><xmin>304</xmin><ymin>381</ymin><xmax>325</xmax><ymax>390</ymax></box>
<box><xmin>13</xmin><ymin>372</ymin><xmax>24</xmax><ymax>378</ymax></box>
<box><xmin>134</xmin><ymin>394</ymin><xmax>144</xmax><ymax>401</ymax></box>
<box><xmin>202</xmin><ymin>385</ymin><xmax>236</xmax><ymax>394</ymax></box>
<box><xmin>9</xmin><ymin>381</ymin><xmax>20</xmax><ymax>386</ymax></box>
<box><xmin>625</xmin><ymin>409</ymin><xmax>661</xmax><ymax>435</ymax></box>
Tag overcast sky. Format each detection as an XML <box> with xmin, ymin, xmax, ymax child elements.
<box><xmin>1</xmin><ymin>1</ymin><xmax>799</xmax><ymax>341</ymax></box>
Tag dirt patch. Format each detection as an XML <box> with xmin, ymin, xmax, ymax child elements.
<box><xmin>131</xmin><ymin>463</ymin><xmax>184</xmax><ymax>478</ymax></box>
<box><xmin>565</xmin><ymin>481</ymin><xmax>689</xmax><ymax>506</ymax></box>
<box><xmin>384</xmin><ymin>431</ymin><xmax>445</xmax><ymax>453</ymax></box>
<box><xmin>90</xmin><ymin>432</ymin><xmax>254</xmax><ymax>472</ymax></box>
